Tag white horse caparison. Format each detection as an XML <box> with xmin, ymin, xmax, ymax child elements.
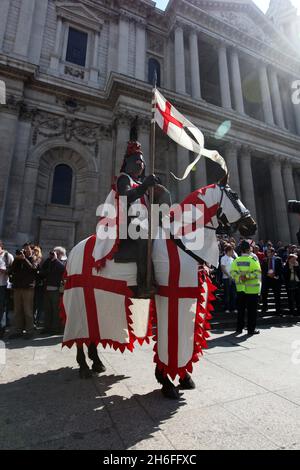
<box><xmin>62</xmin><ymin>177</ymin><xmax>257</xmax><ymax>399</ymax></box>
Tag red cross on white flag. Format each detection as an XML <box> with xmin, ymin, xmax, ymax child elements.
<box><xmin>154</xmin><ymin>89</ymin><xmax>227</xmax><ymax>179</ymax></box>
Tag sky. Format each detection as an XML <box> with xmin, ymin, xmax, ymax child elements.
<box><xmin>155</xmin><ymin>0</ymin><xmax>300</xmax><ymax>14</ymax></box>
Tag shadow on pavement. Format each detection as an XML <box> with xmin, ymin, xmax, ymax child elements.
<box><xmin>3</xmin><ymin>334</ymin><xmax>63</xmax><ymax>350</ymax></box>
<box><xmin>0</xmin><ymin>366</ymin><xmax>185</xmax><ymax>450</ymax></box>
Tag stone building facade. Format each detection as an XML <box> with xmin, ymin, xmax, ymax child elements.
<box><xmin>0</xmin><ymin>0</ymin><xmax>300</xmax><ymax>253</ymax></box>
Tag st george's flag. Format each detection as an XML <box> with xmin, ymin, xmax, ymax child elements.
<box><xmin>154</xmin><ymin>88</ymin><xmax>227</xmax><ymax>179</ymax></box>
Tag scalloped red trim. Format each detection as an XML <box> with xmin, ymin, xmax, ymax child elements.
<box><xmin>153</xmin><ymin>269</ymin><xmax>216</xmax><ymax>380</ymax></box>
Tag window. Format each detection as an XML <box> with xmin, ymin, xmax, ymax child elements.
<box><xmin>66</xmin><ymin>27</ymin><xmax>88</xmax><ymax>67</ymax></box>
<box><xmin>148</xmin><ymin>58</ymin><xmax>161</xmax><ymax>87</ymax></box>
<box><xmin>51</xmin><ymin>164</ymin><xmax>73</xmax><ymax>205</ymax></box>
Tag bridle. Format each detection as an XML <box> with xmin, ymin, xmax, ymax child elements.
<box><xmin>205</xmin><ymin>184</ymin><xmax>250</xmax><ymax>233</ymax></box>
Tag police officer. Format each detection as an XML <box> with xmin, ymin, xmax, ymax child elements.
<box><xmin>230</xmin><ymin>240</ymin><xmax>262</xmax><ymax>336</ymax></box>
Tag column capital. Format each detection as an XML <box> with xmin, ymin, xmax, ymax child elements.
<box><xmin>240</xmin><ymin>144</ymin><xmax>252</xmax><ymax>157</ymax></box>
<box><xmin>224</xmin><ymin>141</ymin><xmax>240</xmax><ymax>154</ymax></box>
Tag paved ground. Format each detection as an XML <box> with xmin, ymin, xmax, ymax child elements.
<box><xmin>1</xmin><ymin>322</ymin><xmax>300</xmax><ymax>450</ymax></box>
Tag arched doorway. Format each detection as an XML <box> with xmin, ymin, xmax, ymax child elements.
<box><xmin>32</xmin><ymin>146</ymin><xmax>97</xmax><ymax>254</ymax></box>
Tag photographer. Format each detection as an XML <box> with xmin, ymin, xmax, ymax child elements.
<box><xmin>8</xmin><ymin>243</ymin><xmax>37</xmax><ymax>339</ymax></box>
<box><xmin>39</xmin><ymin>249</ymin><xmax>65</xmax><ymax>335</ymax></box>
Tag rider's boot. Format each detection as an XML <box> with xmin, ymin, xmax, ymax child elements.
<box><xmin>76</xmin><ymin>346</ymin><xmax>93</xmax><ymax>379</ymax></box>
<box><xmin>155</xmin><ymin>365</ymin><xmax>180</xmax><ymax>400</ymax></box>
<box><xmin>88</xmin><ymin>343</ymin><xmax>106</xmax><ymax>373</ymax></box>
<box><xmin>136</xmin><ymin>241</ymin><xmax>157</xmax><ymax>299</ymax></box>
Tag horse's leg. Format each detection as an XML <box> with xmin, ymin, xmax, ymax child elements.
<box><xmin>76</xmin><ymin>345</ymin><xmax>93</xmax><ymax>379</ymax></box>
<box><xmin>155</xmin><ymin>365</ymin><xmax>180</xmax><ymax>399</ymax></box>
<box><xmin>179</xmin><ymin>372</ymin><xmax>196</xmax><ymax>389</ymax></box>
<box><xmin>88</xmin><ymin>343</ymin><xmax>106</xmax><ymax>373</ymax></box>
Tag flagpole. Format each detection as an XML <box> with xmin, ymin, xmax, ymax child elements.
<box><xmin>146</xmin><ymin>73</ymin><xmax>157</xmax><ymax>291</ymax></box>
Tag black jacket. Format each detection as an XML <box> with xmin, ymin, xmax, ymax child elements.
<box><xmin>283</xmin><ymin>263</ymin><xmax>300</xmax><ymax>288</ymax></box>
<box><xmin>261</xmin><ymin>256</ymin><xmax>283</xmax><ymax>281</ymax></box>
<box><xmin>40</xmin><ymin>258</ymin><xmax>65</xmax><ymax>288</ymax></box>
<box><xmin>10</xmin><ymin>256</ymin><xmax>37</xmax><ymax>288</ymax></box>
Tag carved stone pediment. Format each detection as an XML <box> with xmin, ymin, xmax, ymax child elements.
<box><xmin>56</xmin><ymin>1</ymin><xmax>104</xmax><ymax>31</ymax></box>
<box><xmin>211</xmin><ymin>10</ymin><xmax>274</xmax><ymax>45</ymax></box>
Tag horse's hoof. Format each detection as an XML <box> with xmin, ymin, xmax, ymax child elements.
<box><xmin>161</xmin><ymin>384</ymin><xmax>180</xmax><ymax>400</ymax></box>
<box><xmin>79</xmin><ymin>367</ymin><xmax>93</xmax><ymax>379</ymax></box>
<box><xmin>92</xmin><ymin>361</ymin><xmax>106</xmax><ymax>373</ymax></box>
<box><xmin>179</xmin><ymin>372</ymin><xmax>196</xmax><ymax>390</ymax></box>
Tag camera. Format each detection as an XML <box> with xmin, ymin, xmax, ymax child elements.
<box><xmin>16</xmin><ymin>249</ymin><xmax>24</xmax><ymax>256</ymax></box>
<box><xmin>49</xmin><ymin>251</ymin><xmax>55</xmax><ymax>258</ymax></box>
<box><xmin>288</xmin><ymin>200</ymin><xmax>300</xmax><ymax>214</ymax></box>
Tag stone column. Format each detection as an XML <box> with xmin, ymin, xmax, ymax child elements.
<box><xmin>269</xmin><ymin>68</ymin><xmax>285</xmax><ymax>128</ymax></box>
<box><xmin>282</xmin><ymin>160</ymin><xmax>299</xmax><ymax>243</ymax></box>
<box><xmin>115</xmin><ymin>114</ymin><xmax>131</xmax><ymax>176</ymax></box>
<box><xmin>0</xmin><ymin>0</ymin><xmax>10</xmax><ymax>50</ymax></box>
<box><xmin>174</xmin><ymin>25</ymin><xmax>186</xmax><ymax>94</ymax></box>
<box><xmin>89</xmin><ymin>31</ymin><xmax>100</xmax><ymax>84</ymax></box>
<box><xmin>107</xmin><ymin>21</ymin><xmax>118</xmax><ymax>76</ymax></box>
<box><xmin>258</xmin><ymin>64</ymin><xmax>274</xmax><ymax>126</ymax></box>
<box><xmin>50</xmin><ymin>17</ymin><xmax>63</xmax><ymax>72</ymax></box>
<box><xmin>82</xmin><ymin>172</ymin><xmax>99</xmax><ymax>238</ymax></box>
<box><xmin>138</xmin><ymin>118</ymin><xmax>150</xmax><ymax>168</ymax></box>
<box><xmin>194</xmin><ymin>157</ymin><xmax>207</xmax><ymax>190</ymax></box>
<box><xmin>2</xmin><ymin>117</ymin><xmax>33</xmax><ymax>240</ymax></box>
<box><xmin>224</xmin><ymin>142</ymin><xmax>241</xmax><ymax>195</ymax></box>
<box><xmin>189</xmin><ymin>31</ymin><xmax>201</xmax><ymax>99</ymax></box>
<box><xmin>0</xmin><ymin>109</ymin><xmax>19</xmax><ymax>236</ymax></box>
<box><xmin>118</xmin><ymin>17</ymin><xmax>129</xmax><ymax>75</ymax></box>
<box><xmin>229</xmin><ymin>49</ymin><xmax>244</xmax><ymax>114</ymax></box>
<box><xmin>17</xmin><ymin>162</ymin><xmax>39</xmax><ymax>240</ymax></box>
<box><xmin>28</xmin><ymin>0</ymin><xmax>48</xmax><ymax>65</ymax></box>
<box><xmin>99</xmin><ymin>137</ymin><xmax>113</xmax><ymax>202</ymax></box>
<box><xmin>292</xmin><ymin>80</ymin><xmax>300</xmax><ymax>135</ymax></box>
<box><xmin>14</xmin><ymin>0</ymin><xmax>36</xmax><ymax>57</ymax></box>
<box><xmin>177</xmin><ymin>147</ymin><xmax>191</xmax><ymax>201</ymax></box>
<box><xmin>135</xmin><ymin>23</ymin><xmax>146</xmax><ymax>81</ymax></box>
<box><xmin>239</xmin><ymin>146</ymin><xmax>256</xmax><ymax>220</ymax></box>
<box><xmin>269</xmin><ymin>157</ymin><xmax>291</xmax><ymax>242</ymax></box>
<box><xmin>218</xmin><ymin>45</ymin><xmax>232</xmax><ymax>109</ymax></box>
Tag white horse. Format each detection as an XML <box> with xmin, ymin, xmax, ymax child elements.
<box><xmin>61</xmin><ymin>174</ymin><xmax>256</xmax><ymax>398</ymax></box>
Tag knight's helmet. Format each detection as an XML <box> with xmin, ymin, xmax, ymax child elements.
<box><xmin>120</xmin><ymin>140</ymin><xmax>146</xmax><ymax>178</ymax></box>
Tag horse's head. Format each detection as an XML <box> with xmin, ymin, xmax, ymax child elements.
<box><xmin>216</xmin><ymin>173</ymin><xmax>257</xmax><ymax>237</ymax></box>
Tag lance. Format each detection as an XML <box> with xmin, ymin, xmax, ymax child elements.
<box><xmin>146</xmin><ymin>71</ymin><xmax>157</xmax><ymax>291</ymax></box>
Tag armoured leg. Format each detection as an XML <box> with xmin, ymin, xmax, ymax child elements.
<box><xmin>76</xmin><ymin>345</ymin><xmax>92</xmax><ymax>379</ymax></box>
<box><xmin>88</xmin><ymin>343</ymin><xmax>106</xmax><ymax>373</ymax></box>
<box><xmin>179</xmin><ymin>372</ymin><xmax>196</xmax><ymax>390</ymax></box>
<box><xmin>155</xmin><ymin>365</ymin><xmax>180</xmax><ymax>400</ymax></box>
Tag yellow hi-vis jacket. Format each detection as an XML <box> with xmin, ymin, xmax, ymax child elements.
<box><xmin>230</xmin><ymin>255</ymin><xmax>262</xmax><ymax>295</ymax></box>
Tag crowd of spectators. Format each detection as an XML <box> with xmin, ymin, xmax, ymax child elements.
<box><xmin>1</xmin><ymin>235</ymin><xmax>299</xmax><ymax>341</ymax></box>
<box><xmin>215</xmin><ymin>235</ymin><xmax>300</xmax><ymax>317</ymax></box>
<box><xmin>0</xmin><ymin>240</ymin><xmax>67</xmax><ymax>340</ymax></box>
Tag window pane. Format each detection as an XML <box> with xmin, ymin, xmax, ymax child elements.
<box><xmin>148</xmin><ymin>58</ymin><xmax>161</xmax><ymax>87</ymax></box>
<box><xmin>51</xmin><ymin>164</ymin><xmax>73</xmax><ymax>205</ymax></box>
<box><xmin>66</xmin><ymin>27</ymin><xmax>88</xmax><ymax>67</ymax></box>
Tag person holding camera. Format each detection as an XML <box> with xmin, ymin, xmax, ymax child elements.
<box><xmin>39</xmin><ymin>249</ymin><xmax>66</xmax><ymax>335</ymax></box>
<box><xmin>8</xmin><ymin>243</ymin><xmax>37</xmax><ymax>339</ymax></box>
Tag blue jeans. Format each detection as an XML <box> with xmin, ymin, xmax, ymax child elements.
<box><xmin>223</xmin><ymin>278</ymin><xmax>237</xmax><ymax>311</ymax></box>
